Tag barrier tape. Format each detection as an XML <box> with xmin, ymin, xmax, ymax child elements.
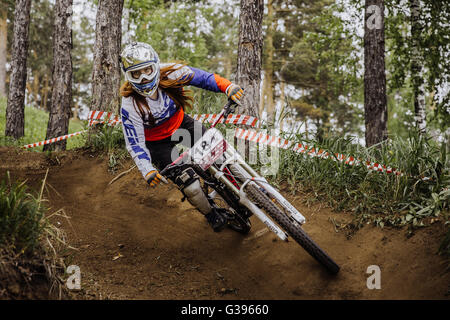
<box><xmin>87</xmin><ymin>110</ymin><xmax>260</xmax><ymax>128</ymax></box>
<box><xmin>21</xmin><ymin>111</ymin><xmax>257</xmax><ymax>150</ymax></box>
<box><xmin>22</xmin><ymin>110</ymin><xmax>423</xmax><ymax>180</ymax></box>
<box><xmin>22</xmin><ymin>130</ymin><xmax>87</xmax><ymax>149</ymax></box>
<box><xmin>234</xmin><ymin>128</ymin><xmax>404</xmax><ymax>177</ymax></box>
<box><xmin>191</xmin><ymin>113</ymin><xmax>259</xmax><ymax>128</ymax></box>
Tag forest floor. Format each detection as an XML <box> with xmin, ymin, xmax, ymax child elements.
<box><xmin>1</xmin><ymin>146</ymin><xmax>449</xmax><ymax>300</ymax></box>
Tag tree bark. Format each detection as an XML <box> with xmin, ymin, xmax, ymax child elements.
<box><xmin>236</xmin><ymin>0</ymin><xmax>264</xmax><ymax>118</ymax></box>
<box><xmin>364</xmin><ymin>0</ymin><xmax>387</xmax><ymax>147</ymax></box>
<box><xmin>410</xmin><ymin>0</ymin><xmax>426</xmax><ymax>134</ymax></box>
<box><xmin>43</xmin><ymin>0</ymin><xmax>73</xmax><ymax>151</ymax></box>
<box><xmin>0</xmin><ymin>7</ymin><xmax>7</xmax><ymax>96</ymax></box>
<box><xmin>91</xmin><ymin>0</ymin><xmax>124</xmax><ymax>113</ymax></box>
<box><xmin>5</xmin><ymin>0</ymin><xmax>32</xmax><ymax>139</ymax></box>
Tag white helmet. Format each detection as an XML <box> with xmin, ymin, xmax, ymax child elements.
<box><xmin>120</xmin><ymin>42</ymin><xmax>160</xmax><ymax>97</ymax></box>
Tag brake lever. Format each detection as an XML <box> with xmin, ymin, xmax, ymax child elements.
<box><xmin>159</xmin><ymin>163</ymin><xmax>183</xmax><ymax>182</ymax></box>
<box><xmin>223</xmin><ymin>99</ymin><xmax>238</xmax><ymax>119</ymax></box>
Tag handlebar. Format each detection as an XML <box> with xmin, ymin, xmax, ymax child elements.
<box><xmin>222</xmin><ymin>99</ymin><xmax>237</xmax><ymax>119</ymax></box>
<box><xmin>159</xmin><ymin>162</ymin><xmax>182</xmax><ymax>178</ymax></box>
<box><xmin>159</xmin><ymin>98</ymin><xmax>238</xmax><ymax>179</ymax></box>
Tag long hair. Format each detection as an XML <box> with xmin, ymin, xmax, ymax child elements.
<box><xmin>119</xmin><ymin>63</ymin><xmax>194</xmax><ymax>126</ymax></box>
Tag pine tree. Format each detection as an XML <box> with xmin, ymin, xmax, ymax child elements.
<box><xmin>364</xmin><ymin>0</ymin><xmax>387</xmax><ymax>147</ymax></box>
<box><xmin>5</xmin><ymin>0</ymin><xmax>32</xmax><ymax>139</ymax></box>
<box><xmin>91</xmin><ymin>0</ymin><xmax>124</xmax><ymax>113</ymax></box>
<box><xmin>0</xmin><ymin>4</ymin><xmax>7</xmax><ymax>96</ymax></box>
<box><xmin>236</xmin><ymin>0</ymin><xmax>264</xmax><ymax>118</ymax></box>
<box><xmin>410</xmin><ymin>0</ymin><xmax>426</xmax><ymax>134</ymax></box>
<box><xmin>43</xmin><ymin>0</ymin><xmax>73</xmax><ymax>152</ymax></box>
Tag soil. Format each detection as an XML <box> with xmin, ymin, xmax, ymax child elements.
<box><xmin>1</xmin><ymin>146</ymin><xmax>449</xmax><ymax>300</ymax></box>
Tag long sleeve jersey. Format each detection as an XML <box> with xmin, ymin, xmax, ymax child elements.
<box><xmin>120</xmin><ymin>63</ymin><xmax>232</xmax><ymax>180</ymax></box>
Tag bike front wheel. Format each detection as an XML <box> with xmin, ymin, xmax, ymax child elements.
<box><xmin>245</xmin><ymin>183</ymin><xmax>340</xmax><ymax>274</ymax></box>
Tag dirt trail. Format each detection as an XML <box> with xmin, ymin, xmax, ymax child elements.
<box><xmin>1</xmin><ymin>146</ymin><xmax>449</xmax><ymax>299</ymax></box>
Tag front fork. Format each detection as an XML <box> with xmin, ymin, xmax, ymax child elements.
<box><xmin>206</xmin><ymin>148</ymin><xmax>306</xmax><ymax>241</ymax></box>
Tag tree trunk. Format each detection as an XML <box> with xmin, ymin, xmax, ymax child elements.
<box><xmin>91</xmin><ymin>0</ymin><xmax>124</xmax><ymax>113</ymax></box>
<box><xmin>364</xmin><ymin>0</ymin><xmax>387</xmax><ymax>147</ymax></box>
<box><xmin>265</xmin><ymin>0</ymin><xmax>275</xmax><ymax>126</ymax></box>
<box><xmin>236</xmin><ymin>0</ymin><xmax>264</xmax><ymax>118</ymax></box>
<box><xmin>5</xmin><ymin>0</ymin><xmax>32</xmax><ymax>140</ymax></box>
<box><xmin>410</xmin><ymin>0</ymin><xmax>426</xmax><ymax>134</ymax></box>
<box><xmin>0</xmin><ymin>7</ymin><xmax>7</xmax><ymax>97</ymax></box>
<box><xmin>43</xmin><ymin>0</ymin><xmax>73</xmax><ymax>151</ymax></box>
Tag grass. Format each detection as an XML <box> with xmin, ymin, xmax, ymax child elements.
<box><xmin>0</xmin><ymin>95</ymin><xmax>87</xmax><ymax>151</ymax></box>
<box><xmin>0</xmin><ymin>170</ymin><xmax>68</xmax><ymax>257</ymax></box>
<box><xmin>271</xmin><ymin>130</ymin><xmax>449</xmax><ymax>231</ymax></box>
<box><xmin>1</xmin><ymin>94</ymin><xmax>448</xmax><ymax>231</ymax></box>
<box><xmin>85</xmin><ymin>124</ymin><xmax>129</xmax><ymax>174</ymax></box>
<box><xmin>0</xmin><ymin>170</ymin><xmax>69</xmax><ymax>298</ymax></box>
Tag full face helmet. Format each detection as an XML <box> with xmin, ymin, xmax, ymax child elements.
<box><xmin>120</xmin><ymin>42</ymin><xmax>160</xmax><ymax>97</ymax></box>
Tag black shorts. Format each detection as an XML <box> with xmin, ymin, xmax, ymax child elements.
<box><xmin>145</xmin><ymin>114</ymin><xmax>207</xmax><ymax>171</ymax></box>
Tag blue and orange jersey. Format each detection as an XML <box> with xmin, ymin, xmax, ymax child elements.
<box><xmin>120</xmin><ymin>63</ymin><xmax>232</xmax><ymax>179</ymax></box>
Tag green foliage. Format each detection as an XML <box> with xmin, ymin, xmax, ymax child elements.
<box><xmin>87</xmin><ymin>125</ymin><xmax>125</xmax><ymax>153</ymax></box>
<box><xmin>384</xmin><ymin>0</ymin><xmax>450</xmax><ymax>133</ymax></box>
<box><xmin>273</xmin><ymin>128</ymin><xmax>449</xmax><ymax>228</ymax></box>
<box><xmin>24</xmin><ymin>0</ymin><xmax>55</xmax><ymax>110</ymax></box>
<box><xmin>85</xmin><ymin>124</ymin><xmax>129</xmax><ymax>173</ymax></box>
<box><xmin>275</xmin><ymin>0</ymin><xmax>363</xmax><ymax>138</ymax></box>
<box><xmin>127</xmin><ymin>0</ymin><xmax>238</xmax><ymax>73</ymax></box>
<box><xmin>130</xmin><ymin>1</ymin><xmax>208</xmax><ymax>68</ymax></box>
<box><xmin>0</xmin><ymin>96</ymin><xmax>87</xmax><ymax>150</ymax></box>
<box><xmin>72</xmin><ymin>12</ymin><xmax>95</xmax><ymax>111</ymax></box>
<box><xmin>0</xmin><ymin>172</ymin><xmax>47</xmax><ymax>256</ymax></box>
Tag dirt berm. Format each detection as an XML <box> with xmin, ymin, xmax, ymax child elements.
<box><xmin>1</xmin><ymin>146</ymin><xmax>449</xmax><ymax>299</ymax></box>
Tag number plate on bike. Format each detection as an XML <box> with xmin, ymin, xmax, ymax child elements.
<box><xmin>190</xmin><ymin>128</ymin><xmax>227</xmax><ymax>171</ymax></box>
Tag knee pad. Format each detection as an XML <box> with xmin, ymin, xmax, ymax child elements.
<box><xmin>175</xmin><ymin>168</ymin><xmax>212</xmax><ymax>215</ymax></box>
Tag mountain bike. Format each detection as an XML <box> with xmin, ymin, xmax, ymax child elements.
<box><xmin>160</xmin><ymin>100</ymin><xmax>340</xmax><ymax>275</ymax></box>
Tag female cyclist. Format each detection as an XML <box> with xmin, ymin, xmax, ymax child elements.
<box><xmin>119</xmin><ymin>42</ymin><xmax>244</xmax><ymax>232</ymax></box>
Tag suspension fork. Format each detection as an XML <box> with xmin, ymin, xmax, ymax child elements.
<box><xmin>207</xmin><ymin>156</ymin><xmax>289</xmax><ymax>241</ymax></box>
<box><xmin>221</xmin><ymin>148</ymin><xmax>306</xmax><ymax>225</ymax></box>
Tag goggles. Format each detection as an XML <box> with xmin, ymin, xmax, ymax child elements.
<box><xmin>123</xmin><ymin>60</ymin><xmax>158</xmax><ymax>84</ymax></box>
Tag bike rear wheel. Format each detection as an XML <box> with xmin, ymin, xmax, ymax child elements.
<box><xmin>245</xmin><ymin>183</ymin><xmax>340</xmax><ymax>274</ymax></box>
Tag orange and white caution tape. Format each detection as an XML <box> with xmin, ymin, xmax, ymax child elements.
<box><xmin>87</xmin><ymin>111</ymin><xmax>260</xmax><ymax>128</ymax></box>
<box><xmin>21</xmin><ymin>110</ymin><xmax>417</xmax><ymax>179</ymax></box>
<box><xmin>21</xmin><ymin>111</ymin><xmax>257</xmax><ymax>149</ymax></box>
<box><xmin>87</xmin><ymin>110</ymin><xmax>121</xmax><ymax>126</ymax></box>
<box><xmin>22</xmin><ymin>130</ymin><xmax>87</xmax><ymax>149</ymax></box>
<box><xmin>234</xmin><ymin>128</ymin><xmax>403</xmax><ymax>177</ymax></box>
<box><xmin>192</xmin><ymin>113</ymin><xmax>259</xmax><ymax>128</ymax></box>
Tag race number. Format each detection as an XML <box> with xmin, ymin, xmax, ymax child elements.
<box><xmin>190</xmin><ymin>128</ymin><xmax>227</xmax><ymax>171</ymax></box>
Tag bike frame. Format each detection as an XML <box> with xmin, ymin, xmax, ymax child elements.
<box><xmin>161</xmin><ymin>101</ymin><xmax>306</xmax><ymax>242</ymax></box>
